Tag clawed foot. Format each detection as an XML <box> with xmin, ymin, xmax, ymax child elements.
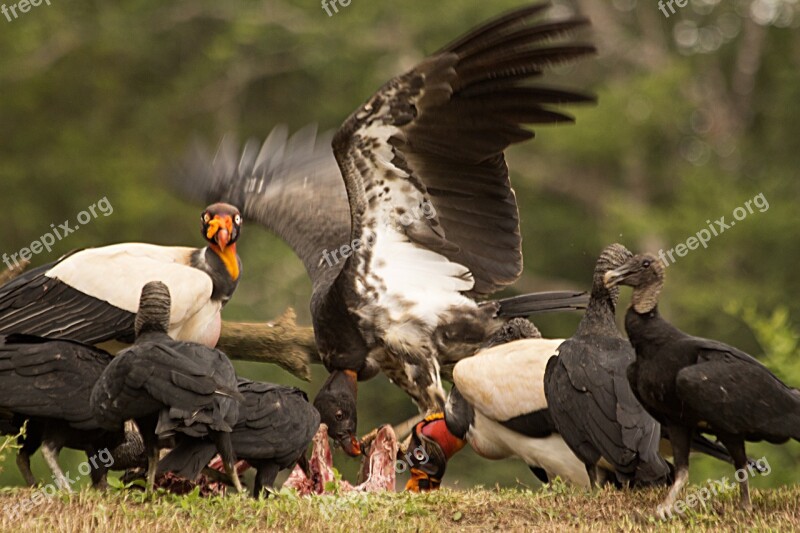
<box><xmin>655</xmin><ymin>503</ymin><xmax>674</xmax><ymax>520</ymax></box>
<box><xmin>359</xmin><ymin>427</ymin><xmax>379</xmax><ymax>451</ymax></box>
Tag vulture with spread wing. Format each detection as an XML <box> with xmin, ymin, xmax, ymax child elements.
<box><xmin>175</xmin><ymin>4</ymin><xmax>595</xmax><ymax>461</ymax></box>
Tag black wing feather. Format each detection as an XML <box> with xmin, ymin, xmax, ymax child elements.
<box><xmin>158</xmin><ymin>377</ymin><xmax>319</xmax><ymax>480</ymax></box>
<box><xmin>0</xmin><ymin>335</ymin><xmax>112</xmax><ymax>430</ymax></box>
<box><xmin>545</xmin><ymin>336</ymin><xmax>669</xmax><ymax>482</ymax></box>
<box><xmin>0</xmin><ymin>263</ymin><xmax>135</xmax><ymax>344</ymax></box>
<box><xmin>91</xmin><ymin>337</ymin><xmax>241</xmax><ymax>438</ymax></box>
<box><xmin>675</xmin><ymin>337</ymin><xmax>800</xmax><ymax>443</ymax></box>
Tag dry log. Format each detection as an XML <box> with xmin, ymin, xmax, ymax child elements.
<box><xmin>218</xmin><ymin>309</ymin><xmax>320</xmax><ymax>381</ymax></box>
<box><xmin>0</xmin><ymin>260</ymin><xmax>30</xmax><ymax>285</ymax></box>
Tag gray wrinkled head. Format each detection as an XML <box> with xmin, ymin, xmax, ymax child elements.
<box><xmin>593</xmin><ymin>243</ymin><xmax>633</xmax><ymax>303</ymax></box>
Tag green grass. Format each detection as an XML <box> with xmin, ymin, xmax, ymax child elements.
<box><xmin>0</xmin><ymin>482</ymin><xmax>798</xmax><ymax>532</ymax></box>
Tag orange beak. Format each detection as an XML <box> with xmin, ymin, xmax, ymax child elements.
<box><xmin>341</xmin><ymin>435</ymin><xmax>362</xmax><ymax>457</ymax></box>
<box><xmin>405</xmin><ymin>468</ymin><xmax>438</xmax><ymax>492</ymax></box>
<box><xmin>206</xmin><ymin>216</ymin><xmax>233</xmax><ymax>251</ymax></box>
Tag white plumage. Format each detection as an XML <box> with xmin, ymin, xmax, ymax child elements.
<box><xmin>47</xmin><ymin>243</ymin><xmax>221</xmax><ymax>345</ymax></box>
<box><xmin>452</xmin><ymin>338</ymin><xmax>589</xmax><ymax>487</ymax></box>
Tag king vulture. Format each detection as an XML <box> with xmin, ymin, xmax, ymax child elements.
<box><xmin>544</xmin><ymin>244</ymin><xmax>672</xmax><ymax>487</ymax></box>
<box><xmin>604</xmin><ymin>253</ymin><xmax>800</xmax><ymax>514</ymax></box>
<box><xmin>442</xmin><ymin>328</ymin><xmax>591</xmax><ymax>488</ymax></box>
<box><xmin>90</xmin><ymin>281</ymin><xmax>244</xmax><ymax>492</ymax></box>
<box><xmin>0</xmin><ymin>334</ymin><xmax>145</xmax><ymax>490</ymax></box>
<box><xmin>175</xmin><ymin>3</ymin><xmax>595</xmax><ymax>459</ymax></box>
<box><xmin>158</xmin><ymin>377</ymin><xmax>320</xmax><ymax>498</ymax></box>
<box><xmin>0</xmin><ymin>203</ymin><xmax>242</xmax><ymax>350</ymax></box>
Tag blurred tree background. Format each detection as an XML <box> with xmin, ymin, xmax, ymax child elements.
<box><xmin>1</xmin><ymin>0</ymin><xmax>798</xmax><ymax>491</ymax></box>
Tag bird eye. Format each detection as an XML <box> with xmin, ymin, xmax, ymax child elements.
<box><xmin>642</xmin><ymin>260</ymin><xmax>651</xmax><ymax>268</ymax></box>
<box><xmin>234</xmin><ymin>214</ymin><xmax>242</xmax><ymax>225</ymax></box>
<box><xmin>335</xmin><ymin>410</ymin><xmax>344</xmax><ymax>421</ymax></box>
<box><xmin>202</xmin><ymin>213</ymin><xmax>210</xmax><ymax>224</ymax></box>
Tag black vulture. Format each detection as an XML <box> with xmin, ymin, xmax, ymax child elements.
<box><xmin>544</xmin><ymin>244</ymin><xmax>672</xmax><ymax>487</ymax></box>
<box><xmin>174</xmin><ymin>3</ymin><xmax>595</xmax><ymax>465</ymax></box>
<box><xmin>0</xmin><ymin>334</ymin><xmax>144</xmax><ymax>490</ymax></box>
<box><xmin>604</xmin><ymin>252</ymin><xmax>800</xmax><ymax>514</ymax></box>
<box><xmin>0</xmin><ymin>203</ymin><xmax>242</xmax><ymax>351</ymax></box>
<box><xmin>90</xmin><ymin>281</ymin><xmax>244</xmax><ymax>492</ymax></box>
<box><xmin>157</xmin><ymin>377</ymin><xmax>320</xmax><ymax>497</ymax></box>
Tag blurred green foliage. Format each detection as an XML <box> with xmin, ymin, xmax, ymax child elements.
<box><xmin>0</xmin><ymin>0</ymin><xmax>798</xmax><ymax>490</ymax></box>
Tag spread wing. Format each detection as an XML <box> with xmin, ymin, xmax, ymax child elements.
<box><xmin>0</xmin><ymin>335</ymin><xmax>112</xmax><ymax>430</ymax></box>
<box><xmin>173</xmin><ymin>124</ymin><xmax>351</xmax><ymax>288</ymax></box>
<box><xmin>332</xmin><ymin>4</ymin><xmax>594</xmax><ymax>299</ymax></box>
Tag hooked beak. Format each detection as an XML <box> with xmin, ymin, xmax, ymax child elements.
<box><xmin>405</xmin><ymin>468</ymin><xmax>439</xmax><ymax>492</ymax></box>
<box><xmin>339</xmin><ymin>434</ymin><xmax>362</xmax><ymax>457</ymax></box>
<box><xmin>603</xmin><ymin>265</ymin><xmax>633</xmax><ymax>288</ymax></box>
<box><xmin>206</xmin><ymin>216</ymin><xmax>232</xmax><ymax>251</ymax></box>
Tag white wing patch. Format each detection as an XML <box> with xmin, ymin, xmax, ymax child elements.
<box><xmin>46</xmin><ymin>243</ymin><xmax>216</xmax><ymax>335</ymax></box>
<box><xmin>353</xmin><ymin>121</ymin><xmax>475</xmax><ymax>331</ymax></box>
<box><xmin>454</xmin><ymin>338</ymin><xmax>564</xmax><ymax>422</ymax></box>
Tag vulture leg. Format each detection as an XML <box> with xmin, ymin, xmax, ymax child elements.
<box><xmin>719</xmin><ymin>435</ymin><xmax>752</xmax><ymax>511</ymax></box>
<box><xmin>586</xmin><ymin>464</ymin><xmax>599</xmax><ymax>490</ymax></box>
<box><xmin>137</xmin><ymin>418</ymin><xmax>159</xmax><ymax>491</ymax></box>
<box><xmin>657</xmin><ymin>425</ymin><xmax>691</xmax><ymax>519</ymax></box>
<box><xmin>16</xmin><ymin>450</ymin><xmax>36</xmax><ymax>486</ymax></box>
<box><xmin>212</xmin><ymin>431</ymin><xmax>244</xmax><ymax>494</ymax></box>
<box><xmin>40</xmin><ymin>441</ymin><xmax>72</xmax><ymax>492</ymax></box>
<box><xmin>86</xmin><ymin>446</ymin><xmax>110</xmax><ymax>489</ymax></box>
<box><xmin>253</xmin><ymin>461</ymin><xmax>281</xmax><ymax>498</ymax></box>
<box><xmin>16</xmin><ymin>422</ymin><xmax>43</xmax><ymax>486</ymax></box>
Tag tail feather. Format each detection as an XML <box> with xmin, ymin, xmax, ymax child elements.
<box><xmin>496</xmin><ymin>291</ymin><xmax>588</xmax><ymax>318</ymax></box>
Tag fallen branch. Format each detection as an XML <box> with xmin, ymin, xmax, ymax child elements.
<box><xmin>0</xmin><ymin>260</ymin><xmax>30</xmax><ymax>285</ymax></box>
<box><xmin>218</xmin><ymin>309</ymin><xmax>320</xmax><ymax>381</ymax></box>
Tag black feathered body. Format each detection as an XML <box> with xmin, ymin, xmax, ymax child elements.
<box><xmin>545</xmin><ymin>329</ymin><xmax>669</xmax><ymax>484</ymax></box>
<box><xmin>625</xmin><ymin>307</ymin><xmax>800</xmax><ymax>444</ymax></box>
<box><xmin>91</xmin><ymin>331</ymin><xmax>240</xmax><ymax>439</ymax></box>
<box><xmin>158</xmin><ymin>378</ymin><xmax>320</xmax><ymax>495</ymax></box>
<box><xmin>0</xmin><ymin>334</ymin><xmax>127</xmax><ymax>484</ymax></box>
